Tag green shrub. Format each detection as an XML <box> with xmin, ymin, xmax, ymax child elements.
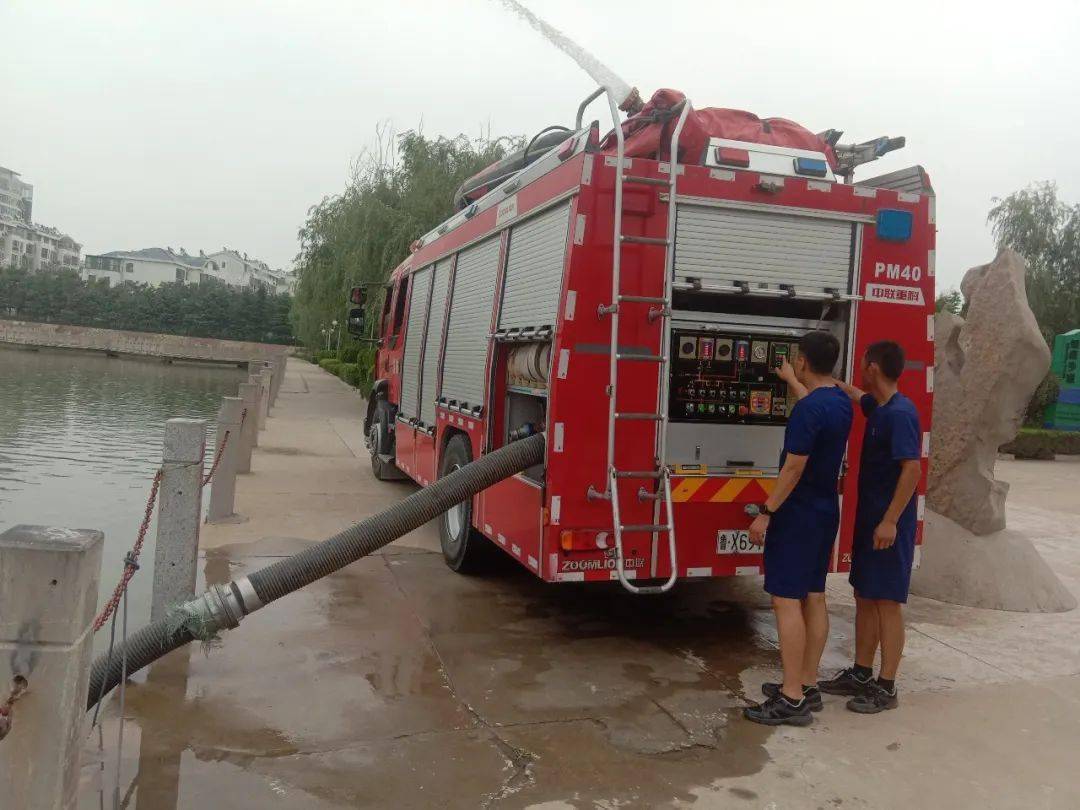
<box><xmin>1000</xmin><ymin>428</ymin><xmax>1080</xmax><ymax>459</ymax></box>
<box><xmin>337</xmin><ymin>345</ymin><xmax>360</xmax><ymax>364</ymax></box>
<box><xmin>338</xmin><ymin>362</ymin><xmax>361</xmax><ymax>386</ymax></box>
<box><xmin>1024</xmin><ymin>372</ymin><xmax>1061</xmax><ymax>427</ymax></box>
<box><xmin>356</xmin><ymin>378</ymin><xmax>373</xmax><ymax>398</ymax></box>
<box><xmin>319</xmin><ymin>358</ymin><xmax>342</xmax><ymax>375</ymax></box>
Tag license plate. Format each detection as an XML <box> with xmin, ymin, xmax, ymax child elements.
<box><xmin>716</xmin><ymin>529</ymin><xmax>761</xmax><ymax>555</ymax></box>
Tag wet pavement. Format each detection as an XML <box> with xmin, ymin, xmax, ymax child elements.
<box><xmin>80</xmin><ymin>361</ymin><xmax>1080</xmax><ymax>809</ymax></box>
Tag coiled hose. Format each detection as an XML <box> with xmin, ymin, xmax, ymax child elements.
<box><xmin>87</xmin><ymin>432</ymin><xmax>546</xmax><ymax>710</ymax></box>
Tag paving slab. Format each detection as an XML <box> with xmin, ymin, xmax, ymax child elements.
<box><xmin>80</xmin><ymin>360</ymin><xmax>1080</xmax><ymax>809</ymax></box>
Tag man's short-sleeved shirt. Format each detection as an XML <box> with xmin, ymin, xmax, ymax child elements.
<box><xmin>856</xmin><ymin>392</ymin><xmax>922</xmax><ymax>524</ymax></box>
<box><xmin>779</xmin><ymin>385</ymin><xmax>853</xmax><ymax>506</ymax></box>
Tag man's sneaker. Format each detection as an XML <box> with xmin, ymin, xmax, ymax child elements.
<box><xmin>760</xmin><ymin>683</ymin><xmax>823</xmax><ymax>712</ymax></box>
<box><xmin>744</xmin><ymin>694</ymin><xmax>814</xmax><ymax>727</ymax></box>
<box><xmin>846</xmin><ymin>682</ymin><xmax>899</xmax><ymax>714</ymax></box>
<box><xmin>818</xmin><ymin>666</ymin><xmax>873</xmax><ymax>696</ymax></box>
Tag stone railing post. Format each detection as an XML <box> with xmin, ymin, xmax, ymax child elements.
<box><xmin>150</xmin><ymin>419</ymin><xmax>206</xmax><ymax>623</ymax></box>
<box><xmin>258</xmin><ymin>368</ymin><xmax>272</xmax><ymax>429</ymax></box>
<box><xmin>238</xmin><ymin>381</ymin><xmax>260</xmax><ymax>456</ymax></box>
<box><xmin>0</xmin><ymin>525</ymin><xmax>104</xmax><ymax>810</ymax></box>
<box><xmin>271</xmin><ymin>354</ymin><xmax>286</xmax><ymax>404</ymax></box>
<box><xmin>207</xmin><ymin>397</ymin><xmax>243</xmax><ymax>523</ymax></box>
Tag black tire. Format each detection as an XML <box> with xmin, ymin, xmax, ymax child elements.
<box><xmin>438</xmin><ymin>434</ymin><xmax>496</xmax><ymax>573</ymax></box>
<box><xmin>369</xmin><ymin>399</ymin><xmax>400</xmax><ymax>481</ymax></box>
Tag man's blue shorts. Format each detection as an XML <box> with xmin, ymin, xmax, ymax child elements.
<box><xmin>763</xmin><ymin>497</ymin><xmax>839</xmax><ymax>599</ymax></box>
<box><xmin>849</xmin><ymin>515</ymin><xmax>917</xmax><ymax>603</ymax></box>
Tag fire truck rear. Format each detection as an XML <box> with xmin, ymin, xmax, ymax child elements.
<box><xmin>351</xmin><ymin>87</ymin><xmax>935</xmax><ymax>593</ymax></box>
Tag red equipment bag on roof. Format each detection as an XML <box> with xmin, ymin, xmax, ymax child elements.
<box><xmin>600</xmin><ymin>88</ymin><xmax>838</xmax><ymax>169</ymax></box>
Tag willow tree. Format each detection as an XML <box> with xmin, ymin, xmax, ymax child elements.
<box><xmin>290</xmin><ymin>129</ymin><xmax>521</xmax><ymax>350</ymax></box>
<box><xmin>988</xmin><ymin>181</ymin><xmax>1080</xmax><ymax>342</ymax></box>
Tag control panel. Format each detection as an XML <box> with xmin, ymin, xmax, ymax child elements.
<box><xmin>670</xmin><ymin>330</ymin><xmax>799</xmax><ymax>424</ymax></box>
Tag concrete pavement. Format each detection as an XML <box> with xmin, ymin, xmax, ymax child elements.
<box><xmin>81</xmin><ymin>359</ymin><xmax>1080</xmax><ymax>809</ymax></box>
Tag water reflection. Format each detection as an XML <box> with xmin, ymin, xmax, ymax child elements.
<box><xmin>0</xmin><ymin>347</ymin><xmax>244</xmax><ymax>646</ymax></box>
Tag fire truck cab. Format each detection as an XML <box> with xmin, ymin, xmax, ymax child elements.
<box><xmin>361</xmin><ymin>88</ymin><xmax>935</xmax><ymax>593</ymax></box>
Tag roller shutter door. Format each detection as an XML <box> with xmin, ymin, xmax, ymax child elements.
<box><xmin>441</xmin><ymin>237</ymin><xmax>501</xmax><ymax>410</ymax></box>
<box><xmin>499</xmin><ymin>202</ymin><xmax>571</xmax><ymax>330</ymax></box>
<box><xmin>674</xmin><ymin>205</ymin><xmax>854</xmax><ymax>292</ymax></box>
<box><xmin>419</xmin><ymin>259</ymin><xmax>451</xmax><ymax>425</ymax></box>
<box><xmin>398</xmin><ymin>266</ymin><xmax>431</xmax><ymax>419</ymax></box>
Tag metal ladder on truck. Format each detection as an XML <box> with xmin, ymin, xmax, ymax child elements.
<box><xmin>588</xmin><ymin>91</ymin><xmax>692</xmax><ymax>594</ymax></box>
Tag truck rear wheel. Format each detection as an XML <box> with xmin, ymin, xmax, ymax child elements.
<box><xmin>439</xmin><ymin>434</ymin><xmax>496</xmax><ymax>573</ymax></box>
<box><xmin>369</xmin><ymin>399</ymin><xmax>400</xmax><ymax>481</ymax></box>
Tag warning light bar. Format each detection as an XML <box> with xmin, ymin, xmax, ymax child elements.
<box><xmin>793</xmin><ymin>157</ymin><xmax>828</xmax><ymax>178</ymax></box>
<box><xmin>715</xmin><ymin>147</ymin><xmax>751</xmax><ymax>168</ymax></box>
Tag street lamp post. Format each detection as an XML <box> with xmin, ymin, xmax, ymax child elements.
<box><xmin>332</xmin><ymin>319</ymin><xmax>340</xmax><ymax>355</ymax></box>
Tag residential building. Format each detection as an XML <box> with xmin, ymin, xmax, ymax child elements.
<box><xmin>0</xmin><ymin>164</ymin><xmax>82</xmax><ymax>272</ymax></box>
<box><xmin>82</xmin><ymin>247</ymin><xmax>207</xmax><ymax>287</ymax></box>
<box><xmin>0</xmin><ymin>166</ymin><xmax>33</xmax><ymax>223</ymax></box>
<box><xmin>81</xmin><ymin>245</ymin><xmax>292</xmax><ymax>293</ymax></box>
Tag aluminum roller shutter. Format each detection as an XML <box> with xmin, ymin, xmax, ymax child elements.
<box><xmin>441</xmin><ymin>237</ymin><xmax>501</xmax><ymax>410</ymax></box>
<box><xmin>398</xmin><ymin>266</ymin><xmax>431</xmax><ymax>419</ymax></box>
<box><xmin>674</xmin><ymin>205</ymin><xmax>854</xmax><ymax>292</ymax></box>
<box><xmin>419</xmin><ymin>259</ymin><xmax>451</xmax><ymax>425</ymax></box>
<box><xmin>498</xmin><ymin>202</ymin><xmax>571</xmax><ymax>330</ymax></box>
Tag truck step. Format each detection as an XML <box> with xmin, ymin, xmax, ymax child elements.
<box><xmin>622</xmin><ymin>174</ymin><xmax>669</xmax><ymax>187</ymax></box>
<box><xmin>619</xmin><ymin>524</ymin><xmax>671</xmax><ymax>533</ymax></box>
<box><xmin>615</xmin><ymin>412</ymin><xmax>663</xmax><ymax>420</ymax></box>
<box><xmin>613</xmin><ymin>470</ymin><xmax>664</xmax><ymax>479</ymax></box>
<box><xmin>620</xmin><ymin>235</ymin><xmax>671</xmax><ymax>246</ymax></box>
<box><xmin>617</xmin><ymin>295</ymin><xmax>668</xmax><ymax>304</ymax></box>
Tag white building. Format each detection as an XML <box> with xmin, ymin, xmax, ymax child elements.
<box><xmin>82</xmin><ymin>248</ymin><xmax>207</xmax><ymax>287</ymax></box>
<box><xmin>0</xmin><ymin>165</ymin><xmax>82</xmax><ymax>272</ymax></box>
<box><xmin>82</xmin><ymin>245</ymin><xmax>291</xmax><ymax>293</ymax></box>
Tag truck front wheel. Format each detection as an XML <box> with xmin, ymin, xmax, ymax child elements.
<box><xmin>439</xmin><ymin>434</ymin><xmax>496</xmax><ymax>573</ymax></box>
<box><xmin>368</xmin><ymin>399</ymin><xmax>400</xmax><ymax>481</ymax></box>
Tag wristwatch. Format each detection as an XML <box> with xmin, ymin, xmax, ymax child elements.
<box><xmin>759</xmin><ymin>504</ymin><xmax>775</xmax><ymax>517</ymax></box>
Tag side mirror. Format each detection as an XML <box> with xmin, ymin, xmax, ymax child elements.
<box><xmin>346</xmin><ymin>307</ymin><xmax>366</xmax><ymax>337</ymax></box>
<box><xmin>349</xmin><ymin>286</ymin><xmax>366</xmax><ymax>306</ymax></box>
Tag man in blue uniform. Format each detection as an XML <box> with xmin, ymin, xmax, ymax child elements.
<box><xmin>744</xmin><ymin>331</ymin><xmax>853</xmax><ymax>726</ymax></box>
<box><xmin>820</xmin><ymin>340</ymin><xmax>922</xmax><ymax>713</ymax></box>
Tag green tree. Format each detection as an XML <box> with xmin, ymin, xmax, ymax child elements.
<box><xmin>988</xmin><ymin>182</ymin><xmax>1080</xmax><ymax>341</ymax></box>
<box><xmin>0</xmin><ymin>266</ymin><xmax>295</xmax><ymax>344</ymax></box>
<box><xmin>935</xmin><ymin>288</ymin><xmax>963</xmax><ymax>315</ymax></box>
<box><xmin>290</xmin><ymin>128</ymin><xmax>522</xmax><ymax>350</ymax></box>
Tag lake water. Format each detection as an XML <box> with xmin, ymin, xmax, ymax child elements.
<box><xmin>0</xmin><ymin>347</ymin><xmax>245</xmax><ymax>649</ymax></box>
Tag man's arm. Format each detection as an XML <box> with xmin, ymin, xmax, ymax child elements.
<box><xmin>748</xmin><ymin>452</ymin><xmax>809</xmax><ymax>544</ymax></box>
<box><xmin>872</xmin><ymin>459</ymin><xmax>921</xmax><ymax>550</ymax></box>
<box><xmin>776</xmin><ymin>359</ymin><xmax>808</xmax><ymax>400</ymax></box>
<box><xmin>834</xmin><ymin>378</ymin><xmax>865</xmax><ymax>403</ymax></box>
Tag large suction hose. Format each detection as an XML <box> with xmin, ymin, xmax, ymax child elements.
<box><xmin>87</xmin><ymin>432</ymin><xmax>546</xmax><ymax>710</ymax></box>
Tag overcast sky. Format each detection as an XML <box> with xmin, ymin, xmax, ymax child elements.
<box><xmin>4</xmin><ymin>0</ymin><xmax>1079</xmax><ymax>291</ymax></box>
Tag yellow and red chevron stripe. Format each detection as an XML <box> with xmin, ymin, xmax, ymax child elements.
<box><xmin>670</xmin><ymin>476</ymin><xmax>776</xmax><ymax>504</ymax></box>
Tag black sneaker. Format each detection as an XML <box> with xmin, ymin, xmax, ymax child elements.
<box><xmin>760</xmin><ymin>683</ymin><xmax>823</xmax><ymax>712</ymax></box>
<box><xmin>744</xmin><ymin>694</ymin><xmax>814</xmax><ymax>727</ymax></box>
<box><xmin>846</xmin><ymin>682</ymin><xmax>899</xmax><ymax>714</ymax></box>
<box><xmin>818</xmin><ymin>667</ymin><xmax>873</xmax><ymax>696</ymax></box>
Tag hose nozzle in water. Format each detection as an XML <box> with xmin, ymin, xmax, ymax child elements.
<box><xmin>619</xmin><ymin>87</ymin><xmax>644</xmax><ymax>115</ymax></box>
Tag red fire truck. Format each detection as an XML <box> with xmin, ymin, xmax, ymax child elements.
<box><xmin>353</xmin><ymin>87</ymin><xmax>935</xmax><ymax>594</ymax></box>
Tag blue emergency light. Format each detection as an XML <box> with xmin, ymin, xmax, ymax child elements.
<box><xmin>876</xmin><ymin>209</ymin><xmax>914</xmax><ymax>242</ymax></box>
<box><xmin>793</xmin><ymin>157</ymin><xmax>828</xmax><ymax>178</ymax></box>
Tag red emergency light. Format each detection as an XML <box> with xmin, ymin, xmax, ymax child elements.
<box><xmin>715</xmin><ymin>147</ymin><xmax>750</xmax><ymax>168</ymax></box>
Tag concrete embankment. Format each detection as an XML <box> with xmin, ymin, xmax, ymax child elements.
<box><xmin>0</xmin><ymin>319</ymin><xmax>287</xmax><ymax>364</ymax></box>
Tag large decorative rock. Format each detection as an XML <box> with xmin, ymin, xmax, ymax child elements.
<box><xmin>911</xmin><ymin>510</ymin><xmax>1077</xmax><ymax>612</ymax></box>
<box><xmin>927</xmin><ymin>249</ymin><xmax>1050</xmax><ymax>535</ymax></box>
